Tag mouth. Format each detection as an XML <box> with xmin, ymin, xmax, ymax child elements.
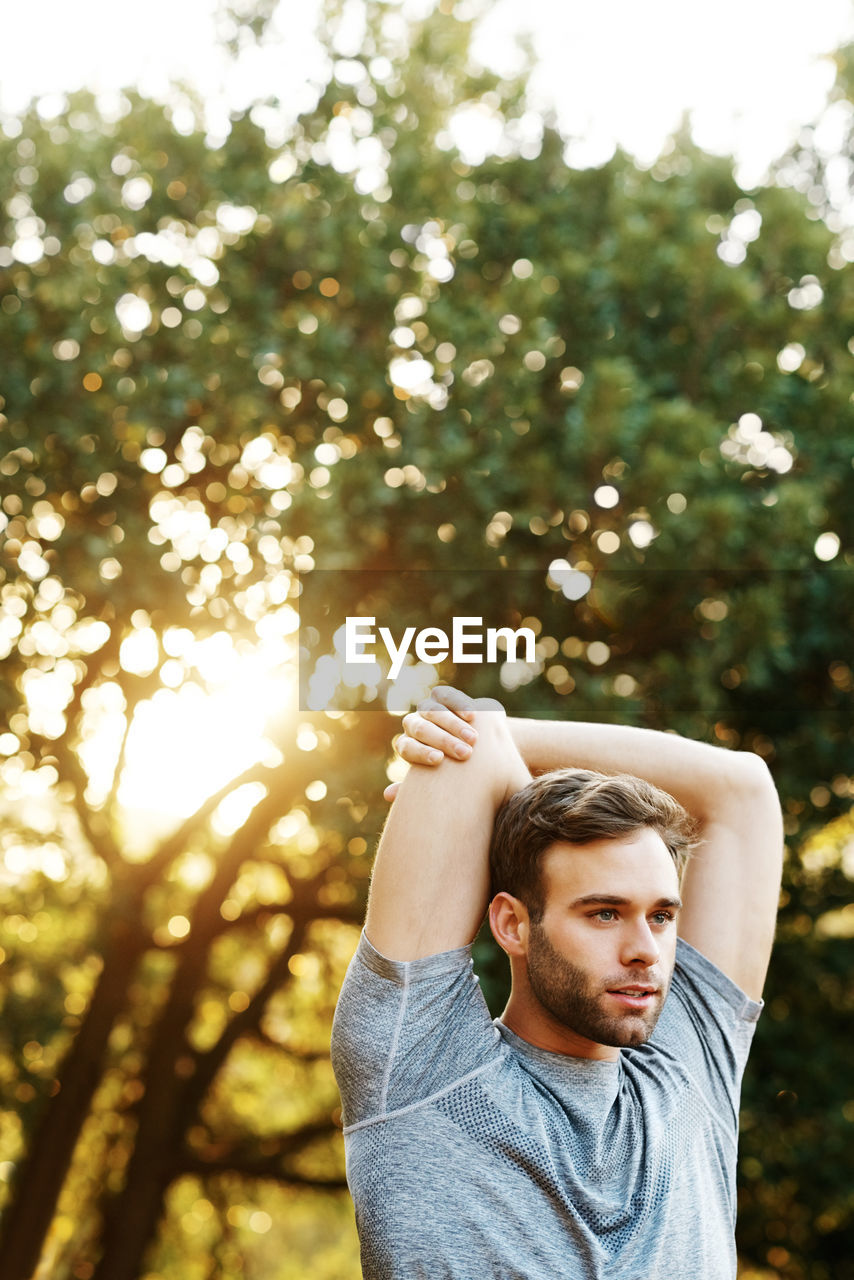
<box><xmin>605</xmin><ymin>986</ymin><xmax>659</xmax><ymax>1010</ymax></box>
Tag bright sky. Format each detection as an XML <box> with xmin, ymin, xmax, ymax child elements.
<box><xmin>3</xmin><ymin>0</ymin><xmax>853</xmax><ymax>186</ymax></box>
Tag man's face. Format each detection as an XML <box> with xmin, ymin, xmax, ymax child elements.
<box><xmin>524</xmin><ymin>829</ymin><xmax>681</xmax><ymax>1051</ymax></box>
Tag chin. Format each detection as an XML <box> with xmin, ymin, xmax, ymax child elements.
<box><xmin>594</xmin><ymin>1006</ymin><xmax>663</xmax><ymax>1048</ymax></box>
<box><xmin>553</xmin><ymin>996</ymin><xmax>665</xmax><ymax>1049</ymax></box>
<box><xmin>609</xmin><ymin>1022</ymin><xmax>656</xmax><ymax>1048</ymax></box>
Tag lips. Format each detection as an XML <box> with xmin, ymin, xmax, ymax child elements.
<box><xmin>605</xmin><ymin>985</ymin><xmax>659</xmax><ymax>1010</ymax></box>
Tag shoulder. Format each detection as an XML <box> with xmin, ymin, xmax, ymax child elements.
<box><xmin>331</xmin><ymin>932</ymin><xmax>502</xmax><ymax>1130</ymax></box>
<box><xmin>671</xmin><ymin>936</ymin><xmax>764</xmax><ymax>1027</ymax></box>
<box><xmin>644</xmin><ymin>938</ymin><xmax>763</xmax><ymax>1117</ymax></box>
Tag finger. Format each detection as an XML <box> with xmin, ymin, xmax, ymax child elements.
<box><xmin>383</xmin><ymin>782</ymin><xmax>400</xmax><ymax>802</ymax></box>
<box><xmin>401</xmin><ymin>714</ymin><xmax>474</xmax><ymax>759</ymax></box>
<box><xmin>412</xmin><ymin>701</ymin><xmax>478</xmax><ymax>744</ymax></box>
<box><xmin>394</xmin><ymin>733</ymin><xmax>446</xmax><ymax>766</ymax></box>
<box><xmin>431</xmin><ymin>685</ymin><xmax>477</xmax><ymax>721</ymax></box>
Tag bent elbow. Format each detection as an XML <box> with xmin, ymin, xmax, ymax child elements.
<box><xmin>731</xmin><ymin>749</ymin><xmax>784</xmax><ymax>837</ymax></box>
<box><xmin>733</xmin><ymin>749</ymin><xmax>778</xmax><ymax>798</ymax></box>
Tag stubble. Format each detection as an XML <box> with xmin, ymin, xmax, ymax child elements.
<box><xmin>526</xmin><ymin>922</ymin><xmax>671</xmax><ymax>1048</ymax></box>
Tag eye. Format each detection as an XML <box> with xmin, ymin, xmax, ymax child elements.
<box><xmin>593</xmin><ymin>909</ymin><xmax>617</xmax><ymax>923</ymax></box>
<box><xmin>650</xmin><ymin>910</ymin><xmax>675</xmax><ymax>926</ymax></box>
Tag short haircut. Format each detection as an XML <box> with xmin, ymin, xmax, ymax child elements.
<box><xmin>489</xmin><ymin>768</ymin><xmax>698</xmax><ymax>922</ymax></box>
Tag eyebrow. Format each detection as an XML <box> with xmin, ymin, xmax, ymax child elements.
<box><xmin>570</xmin><ymin>894</ymin><xmax>683</xmax><ymax>911</ymax></box>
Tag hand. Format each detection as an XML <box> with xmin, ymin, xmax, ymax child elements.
<box><xmin>383</xmin><ymin>685</ymin><xmax>480</xmax><ymax>801</ymax></box>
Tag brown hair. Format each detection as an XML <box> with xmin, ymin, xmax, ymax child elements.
<box><xmin>489</xmin><ymin>768</ymin><xmax>698</xmax><ymax>922</ymax></box>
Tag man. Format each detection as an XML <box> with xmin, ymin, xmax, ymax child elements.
<box><xmin>331</xmin><ymin>686</ymin><xmax>783</xmax><ymax>1278</ymax></box>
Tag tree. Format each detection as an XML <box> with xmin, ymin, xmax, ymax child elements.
<box><xmin>0</xmin><ymin>4</ymin><xmax>852</xmax><ymax>1277</ymax></box>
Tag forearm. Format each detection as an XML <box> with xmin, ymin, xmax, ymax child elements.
<box><xmin>509</xmin><ymin>716</ymin><xmax>767</xmax><ymax>828</ymax></box>
<box><xmin>365</xmin><ymin>705</ymin><xmax>530</xmax><ymax>961</ymax></box>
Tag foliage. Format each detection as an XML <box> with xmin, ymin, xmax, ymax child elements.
<box><xmin>0</xmin><ymin>4</ymin><xmax>852</xmax><ymax>1278</ymax></box>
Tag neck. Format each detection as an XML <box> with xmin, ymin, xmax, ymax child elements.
<box><xmin>500</xmin><ymin>986</ymin><xmax>620</xmax><ymax>1062</ymax></box>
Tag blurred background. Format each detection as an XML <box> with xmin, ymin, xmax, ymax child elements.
<box><xmin>1</xmin><ymin>1</ymin><xmax>853</xmax><ymax>1277</ymax></box>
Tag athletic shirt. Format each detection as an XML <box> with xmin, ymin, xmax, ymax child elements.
<box><xmin>331</xmin><ymin>933</ymin><xmax>762</xmax><ymax>1280</ymax></box>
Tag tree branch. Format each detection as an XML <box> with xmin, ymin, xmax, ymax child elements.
<box><xmin>47</xmin><ymin>735</ymin><xmax>122</xmax><ymax>869</ymax></box>
<box><xmin>177</xmin><ymin>1119</ymin><xmax>346</xmax><ymax>1187</ymax></box>
<box><xmin>182</xmin><ymin>1159</ymin><xmax>348</xmax><ymax>1190</ymax></box>
<box><xmin>102</xmin><ymin>704</ymin><xmax>134</xmax><ymax>816</ymax></box>
<box><xmin>133</xmin><ymin>757</ymin><xmax>281</xmax><ymax>888</ymax></box>
<box><xmin>211</xmin><ymin>895</ymin><xmax>363</xmax><ymax>937</ymax></box>
<box><xmin>183</xmin><ymin>912</ymin><xmax>309</xmax><ymax>1109</ymax></box>
<box><xmin>245</xmin><ymin>1026</ymin><xmax>330</xmax><ymax>1060</ymax></box>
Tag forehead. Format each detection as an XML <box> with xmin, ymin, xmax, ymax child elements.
<box><xmin>540</xmin><ymin>828</ymin><xmax>680</xmax><ymax>905</ymax></box>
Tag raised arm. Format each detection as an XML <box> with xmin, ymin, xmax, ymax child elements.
<box><xmin>364</xmin><ymin>692</ymin><xmax>530</xmax><ymax>961</ymax></box>
<box><xmin>508</xmin><ymin>718</ymin><xmax>783</xmax><ymax>1000</ymax></box>
<box><xmin>398</xmin><ymin>699</ymin><xmax>784</xmax><ymax>1001</ymax></box>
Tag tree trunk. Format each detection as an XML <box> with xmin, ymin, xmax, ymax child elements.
<box><xmin>0</xmin><ymin>925</ymin><xmax>146</xmax><ymax>1280</ymax></box>
<box><xmin>90</xmin><ymin>933</ymin><xmax>204</xmax><ymax>1280</ymax></box>
<box><xmin>91</xmin><ymin>1128</ymin><xmax>176</xmax><ymax>1280</ymax></box>
<box><xmin>91</xmin><ymin>761</ymin><xmax>342</xmax><ymax>1278</ymax></box>
<box><xmin>91</xmin><ymin>868</ymin><xmax>230</xmax><ymax>1279</ymax></box>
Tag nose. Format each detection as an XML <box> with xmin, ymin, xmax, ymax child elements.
<box><xmin>620</xmin><ymin>919</ymin><xmax>660</xmax><ymax>968</ymax></box>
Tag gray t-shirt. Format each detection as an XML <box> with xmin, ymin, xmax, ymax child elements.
<box><xmin>331</xmin><ymin>932</ymin><xmax>762</xmax><ymax>1279</ymax></box>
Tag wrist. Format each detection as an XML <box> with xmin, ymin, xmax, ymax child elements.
<box><xmin>470</xmin><ymin>706</ymin><xmax>530</xmax><ymax>806</ymax></box>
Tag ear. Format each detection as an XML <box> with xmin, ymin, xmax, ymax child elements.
<box><xmin>489</xmin><ymin>892</ymin><xmax>530</xmax><ymax>957</ymax></box>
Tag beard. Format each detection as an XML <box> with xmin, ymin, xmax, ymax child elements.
<box><xmin>526</xmin><ymin>922</ymin><xmax>671</xmax><ymax>1048</ymax></box>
